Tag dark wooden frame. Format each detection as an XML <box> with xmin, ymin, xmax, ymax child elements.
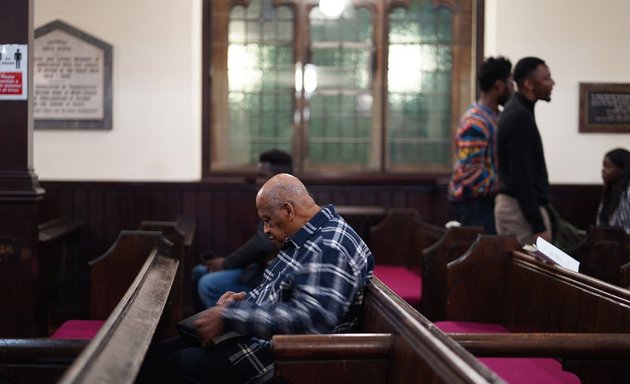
<box><xmin>34</xmin><ymin>20</ymin><xmax>113</xmax><ymax>130</ymax></box>
<box><xmin>579</xmin><ymin>82</ymin><xmax>630</xmax><ymax>133</ymax></box>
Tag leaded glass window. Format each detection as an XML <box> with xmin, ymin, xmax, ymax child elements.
<box><xmin>207</xmin><ymin>0</ymin><xmax>476</xmax><ymax>174</ymax></box>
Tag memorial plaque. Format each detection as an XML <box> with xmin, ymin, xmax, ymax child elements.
<box><xmin>34</xmin><ymin>20</ymin><xmax>112</xmax><ymax>129</ymax></box>
<box><xmin>579</xmin><ymin>82</ymin><xmax>630</xmax><ymax>133</ymax></box>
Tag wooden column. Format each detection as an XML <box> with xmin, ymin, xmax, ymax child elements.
<box><xmin>0</xmin><ymin>0</ymin><xmax>45</xmax><ymax>337</ymax></box>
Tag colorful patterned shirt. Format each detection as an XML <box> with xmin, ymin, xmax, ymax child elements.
<box><xmin>220</xmin><ymin>204</ymin><xmax>374</xmax><ymax>383</ymax></box>
<box><xmin>448</xmin><ymin>102</ymin><xmax>499</xmax><ymax>202</ymax></box>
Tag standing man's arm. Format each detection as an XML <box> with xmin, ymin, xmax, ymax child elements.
<box><xmin>505</xmin><ymin>112</ymin><xmax>548</xmax><ymax>237</ymax></box>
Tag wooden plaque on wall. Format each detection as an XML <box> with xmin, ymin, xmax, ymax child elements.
<box><xmin>579</xmin><ymin>82</ymin><xmax>630</xmax><ymax>133</ymax></box>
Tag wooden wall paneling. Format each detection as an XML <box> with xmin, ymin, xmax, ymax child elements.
<box><xmin>151</xmin><ymin>189</ymin><xmax>168</xmax><ymax>221</ymax></box>
<box><xmin>118</xmin><ymin>189</ymin><xmax>136</xmax><ymax>231</ymax></box>
<box><xmin>103</xmin><ymin>190</ymin><xmax>122</xmax><ymax>253</ymax></box>
<box><xmin>88</xmin><ymin>189</ymin><xmax>106</xmax><ymax>256</ymax></box>
<box><xmin>34</xmin><ymin>180</ymin><xmax>602</xmax><ymax>323</ymax></box>
<box><xmin>134</xmin><ymin>188</ymin><xmax>154</xmax><ymax>224</ymax></box>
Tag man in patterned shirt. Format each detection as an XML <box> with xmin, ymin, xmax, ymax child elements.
<box><xmin>141</xmin><ymin>173</ymin><xmax>374</xmax><ymax>383</ymax></box>
<box><xmin>447</xmin><ymin>56</ymin><xmax>513</xmax><ymax>234</ymax></box>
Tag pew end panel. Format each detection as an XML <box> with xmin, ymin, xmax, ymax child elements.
<box><xmin>421</xmin><ymin>226</ymin><xmax>484</xmax><ymax>321</ymax></box>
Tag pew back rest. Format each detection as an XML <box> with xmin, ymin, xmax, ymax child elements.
<box><xmin>336</xmin><ymin>206</ymin><xmax>387</xmax><ymax>244</ymax></box>
<box><xmin>447</xmin><ymin>235</ymin><xmax>630</xmax><ymax>333</ymax></box>
<box><xmin>421</xmin><ymin>226</ymin><xmax>483</xmax><ymax>321</ymax></box>
<box><xmin>88</xmin><ymin>230</ymin><xmax>171</xmax><ymax>320</ymax></box>
<box><xmin>367</xmin><ymin>208</ymin><xmax>424</xmax><ymax>268</ymax></box>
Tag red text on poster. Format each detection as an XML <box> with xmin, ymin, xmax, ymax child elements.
<box><xmin>0</xmin><ymin>72</ymin><xmax>23</xmax><ymax>95</ymax></box>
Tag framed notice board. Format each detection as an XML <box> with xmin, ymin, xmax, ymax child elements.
<box><xmin>579</xmin><ymin>82</ymin><xmax>630</xmax><ymax>133</ymax></box>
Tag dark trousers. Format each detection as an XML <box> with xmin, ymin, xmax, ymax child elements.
<box><xmin>453</xmin><ymin>198</ymin><xmax>496</xmax><ymax>234</ymax></box>
<box><xmin>135</xmin><ymin>337</ymin><xmax>250</xmax><ymax>384</ymax></box>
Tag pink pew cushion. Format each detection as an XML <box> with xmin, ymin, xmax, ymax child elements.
<box><xmin>479</xmin><ymin>357</ymin><xmax>581</xmax><ymax>384</ymax></box>
<box><xmin>373</xmin><ymin>265</ymin><xmax>422</xmax><ymax>307</ymax></box>
<box><xmin>435</xmin><ymin>321</ymin><xmax>510</xmax><ymax>333</ymax></box>
<box><xmin>50</xmin><ymin>320</ymin><xmax>104</xmax><ymax>339</ymax></box>
<box><xmin>435</xmin><ymin>321</ymin><xmax>580</xmax><ymax>384</ymax></box>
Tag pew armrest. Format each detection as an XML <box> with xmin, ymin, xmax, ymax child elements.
<box><xmin>39</xmin><ymin>215</ymin><xmax>84</xmax><ymax>243</ymax></box>
<box><xmin>449</xmin><ymin>333</ymin><xmax>630</xmax><ymax>358</ymax></box>
<box><xmin>0</xmin><ymin>338</ymin><xmax>88</xmax><ymax>363</ymax></box>
<box><xmin>273</xmin><ymin>333</ymin><xmax>392</xmax><ymax>360</ymax></box>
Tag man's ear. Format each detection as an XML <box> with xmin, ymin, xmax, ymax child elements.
<box><xmin>281</xmin><ymin>202</ymin><xmax>295</xmax><ymax>221</ymax></box>
<box><xmin>522</xmin><ymin>78</ymin><xmax>534</xmax><ymax>92</ymax></box>
<box><xmin>493</xmin><ymin>79</ymin><xmax>505</xmax><ymax>93</ymax></box>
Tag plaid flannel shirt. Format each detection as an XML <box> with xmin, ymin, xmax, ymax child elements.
<box><xmin>220</xmin><ymin>204</ymin><xmax>374</xmax><ymax>383</ymax></box>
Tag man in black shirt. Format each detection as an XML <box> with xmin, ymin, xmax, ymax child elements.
<box><xmin>495</xmin><ymin>57</ymin><xmax>555</xmax><ymax>245</ymax></box>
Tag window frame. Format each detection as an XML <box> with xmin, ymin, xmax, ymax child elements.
<box><xmin>202</xmin><ymin>0</ymin><xmax>485</xmax><ymax>180</ymax></box>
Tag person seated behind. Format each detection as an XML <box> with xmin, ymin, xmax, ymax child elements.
<box><xmin>139</xmin><ymin>174</ymin><xmax>374</xmax><ymax>383</ymax></box>
<box><xmin>191</xmin><ymin>149</ymin><xmax>293</xmax><ymax>308</ymax></box>
<box><xmin>597</xmin><ymin>147</ymin><xmax>630</xmax><ymax>233</ymax></box>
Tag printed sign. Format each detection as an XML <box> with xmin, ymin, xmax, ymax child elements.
<box><xmin>0</xmin><ymin>44</ymin><xmax>28</xmax><ymax>100</ymax></box>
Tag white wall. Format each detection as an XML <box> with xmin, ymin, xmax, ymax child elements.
<box><xmin>33</xmin><ymin>0</ymin><xmax>630</xmax><ymax>183</ymax></box>
<box><xmin>34</xmin><ymin>0</ymin><xmax>202</xmax><ymax>181</ymax></box>
<box><xmin>485</xmin><ymin>0</ymin><xmax>630</xmax><ymax>184</ymax></box>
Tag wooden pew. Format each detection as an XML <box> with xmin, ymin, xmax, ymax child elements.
<box><xmin>336</xmin><ymin>206</ymin><xmax>387</xmax><ymax>243</ymax></box>
<box><xmin>420</xmin><ymin>226</ymin><xmax>483</xmax><ymax>320</ymax></box>
<box><xmin>138</xmin><ymin>215</ymin><xmax>196</xmax><ymax>332</ymax></box>
<box><xmin>0</xmin><ymin>339</ymin><xmax>88</xmax><ymax>384</ymax></box>
<box><xmin>0</xmin><ymin>232</ymin><xmax>177</xmax><ymax>384</ymax></box>
<box><xmin>58</xmin><ymin>232</ymin><xmax>177</xmax><ymax>384</ymax></box>
<box><xmin>51</xmin><ymin>230</ymin><xmax>184</xmax><ymax>339</ymax></box>
<box><xmin>366</xmin><ymin>208</ymin><xmax>445</xmax><ymax>308</ymax></box>
<box><xmin>273</xmin><ymin>277</ymin><xmax>504</xmax><ymax>384</ymax></box>
<box><xmin>441</xmin><ymin>235</ymin><xmax>630</xmax><ymax>383</ymax></box>
<box><xmin>571</xmin><ymin>226</ymin><xmax>630</xmax><ymax>287</ymax></box>
<box><xmin>37</xmin><ymin>215</ymin><xmax>85</xmax><ymax>335</ymax></box>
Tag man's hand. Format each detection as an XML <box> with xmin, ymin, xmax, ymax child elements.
<box><xmin>536</xmin><ymin>230</ymin><xmax>552</xmax><ymax>242</ymax></box>
<box><xmin>216</xmin><ymin>291</ymin><xmax>247</xmax><ymax>306</ymax></box>
<box><xmin>194</xmin><ymin>306</ymin><xmax>226</xmax><ymax>346</ymax></box>
<box><xmin>205</xmin><ymin>257</ymin><xmax>226</xmax><ymax>272</ymax></box>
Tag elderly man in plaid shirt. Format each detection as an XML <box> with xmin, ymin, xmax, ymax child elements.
<box><xmin>139</xmin><ymin>173</ymin><xmax>374</xmax><ymax>384</ymax></box>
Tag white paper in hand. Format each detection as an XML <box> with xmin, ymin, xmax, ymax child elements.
<box><xmin>535</xmin><ymin>236</ymin><xmax>580</xmax><ymax>272</ymax></box>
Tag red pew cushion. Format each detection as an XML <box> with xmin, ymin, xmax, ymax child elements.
<box><xmin>50</xmin><ymin>320</ymin><xmax>104</xmax><ymax>339</ymax></box>
<box><xmin>373</xmin><ymin>265</ymin><xmax>422</xmax><ymax>307</ymax></box>
<box><xmin>479</xmin><ymin>357</ymin><xmax>580</xmax><ymax>384</ymax></box>
<box><xmin>435</xmin><ymin>321</ymin><xmax>510</xmax><ymax>333</ymax></box>
<box><xmin>435</xmin><ymin>321</ymin><xmax>580</xmax><ymax>384</ymax></box>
